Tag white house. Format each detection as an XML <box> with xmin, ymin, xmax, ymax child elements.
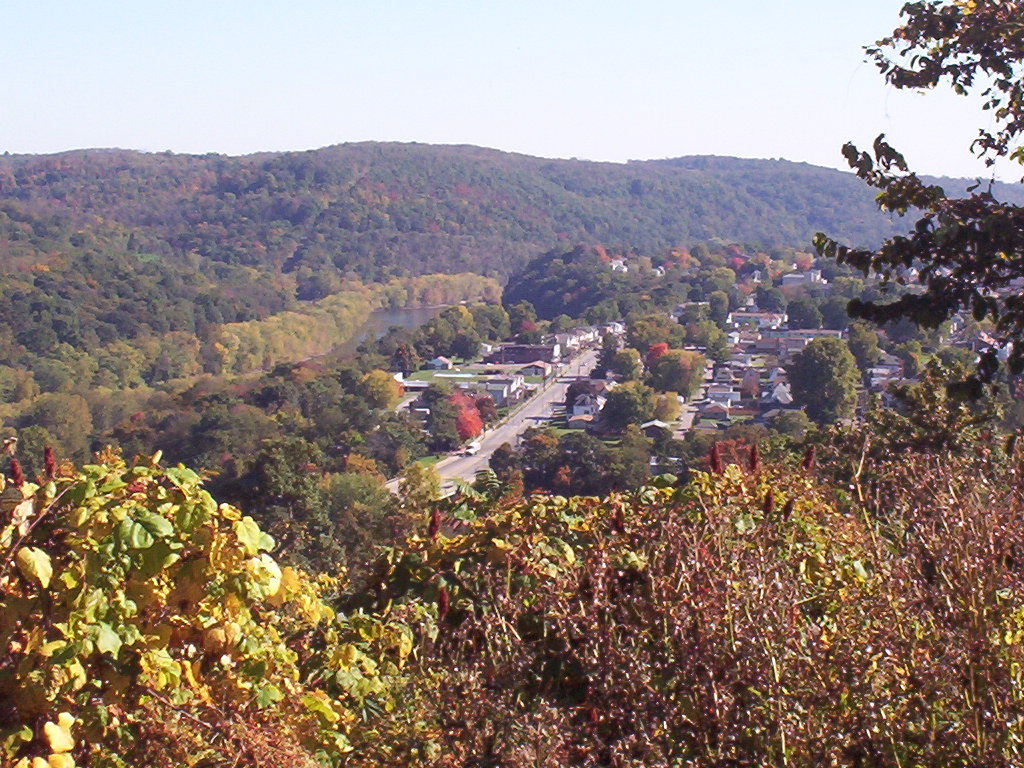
<box><xmin>764</xmin><ymin>382</ymin><xmax>794</xmax><ymax>406</ymax></box>
<box><xmin>706</xmin><ymin>383</ymin><xmax>742</xmax><ymax>406</ymax></box>
<box><xmin>781</xmin><ymin>269</ymin><xmax>826</xmax><ymax>287</ymax></box>
<box><xmin>427</xmin><ymin>356</ymin><xmax>454</xmax><ymax>370</ymax></box>
<box><xmin>572</xmin><ymin>393</ymin><xmax>606</xmax><ymax>417</ymax></box>
<box><xmin>484</xmin><ymin>375</ymin><xmax>526</xmax><ymax>406</ymax></box>
<box><xmin>518</xmin><ymin>361</ymin><xmax>552</xmax><ymax>378</ymax></box>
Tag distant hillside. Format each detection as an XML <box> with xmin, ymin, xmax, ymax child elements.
<box><xmin>3</xmin><ymin>142</ymin><xmax>1019</xmax><ymax>290</ymax></box>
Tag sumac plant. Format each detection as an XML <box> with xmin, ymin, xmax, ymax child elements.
<box><xmin>0</xmin><ymin>450</ymin><xmax>433</xmax><ymax>768</ymax></box>
<box><xmin>378</xmin><ymin>447</ymin><xmax>1024</xmax><ymax>767</ymax></box>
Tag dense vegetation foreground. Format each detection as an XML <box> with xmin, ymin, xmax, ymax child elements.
<box><xmin>2</xmin><ymin>417</ymin><xmax>1023</xmax><ymax>767</ymax></box>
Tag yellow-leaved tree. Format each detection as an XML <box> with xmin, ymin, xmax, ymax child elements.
<box><xmin>0</xmin><ymin>449</ymin><xmax>435</xmax><ymax>768</ymax></box>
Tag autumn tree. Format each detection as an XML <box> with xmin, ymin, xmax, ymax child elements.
<box><xmin>814</xmin><ymin>0</ymin><xmax>1024</xmax><ymax>392</ymax></box>
<box><xmin>648</xmin><ymin>349</ymin><xmax>707</xmax><ymax>399</ymax></box>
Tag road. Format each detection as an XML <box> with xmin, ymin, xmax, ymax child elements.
<box><xmin>386</xmin><ymin>348</ymin><xmax>599</xmax><ymax>493</ymax></box>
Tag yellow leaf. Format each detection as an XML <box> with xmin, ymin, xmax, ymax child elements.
<box><xmin>340</xmin><ymin>643</ymin><xmax>358</xmax><ymax>668</ymax></box>
<box><xmin>48</xmin><ymin>755</ymin><xmax>75</xmax><ymax>768</ymax></box>
<box><xmin>32</xmin><ymin>759</ymin><xmax>49</xmax><ymax>768</ymax></box>
<box><xmin>43</xmin><ymin>718</ymin><xmax>74</xmax><ymax>753</ymax></box>
<box><xmin>12</xmin><ymin>499</ymin><xmax>34</xmax><ymax>535</ymax></box>
<box><xmin>16</xmin><ymin>547</ymin><xmax>53</xmax><ymax>589</ymax></box>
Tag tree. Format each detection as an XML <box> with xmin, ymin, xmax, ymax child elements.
<box><xmin>238</xmin><ymin>436</ymin><xmax>334</xmax><ymax>567</ymax></box>
<box><xmin>786</xmin><ymin>297</ymin><xmax>823</xmax><ymax>330</ymax></box>
<box><xmin>708</xmin><ymin>291</ymin><xmax>730</xmax><ymax>325</ymax></box>
<box><xmin>610</xmin><ymin>348</ymin><xmax>643</xmax><ymax>380</ymax></box>
<box><xmin>626</xmin><ymin>313</ymin><xmax>685</xmax><ymax>353</ymax></box>
<box><xmin>648</xmin><ymin>349</ymin><xmax>707</xmax><ymax>399</ymax></box>
<box><xmin>654</xmin><ymin>392</ymin><xmax>681</xmax><ymax>422</ymax></box>
<box><xmin>427</xmin><ymin>398</ymin><xmax>461</xmax><ymax>450</ymax></box>
<box><xmin>847</xmin><ymin>321</ymin><xmax>882</xmax><ymax>372</ymax></box>
<box><xmin>814</xmin><ymin>0</ymin><xmax>1024</xmax><ymax>392</ymax></box>
<box><xmin>819</xmin><ymin>296</ymin><xmax>852</xmax><ymax>330</ymax></box>
<box><xmin>645</xmin><ymin>342</ymin><xmax>669</xmax><ymax>368</ymax></box>
<box><xmin>593</xmin><ymin>332</ymin><xmax>620</xmax><ymax>377</ymax></box>
<box><xmin>607</xmin><ymin>425</ymin><xmax>652</xmax><ymax>490</ymax></box>
<box><xmin>360</xmin><ymin>369</ymin><xmax>403</xmax><ymax>409</ymax></box>
<box><xmin>787</xmin><ymin>337</ymin><xmax>860</xmax><ymax>424</ymax></box>
<box><xmin>755</xmin><ymin>286</ymin><xmax>787</xmax><ymax>312</ymax></box>
<box><xmin>455</xmin><ymin>407</ymin><xmax>483</xmax><ymax>441</ymax></box>
<box><xmin>602</xmin><ymin>381</ymin><xmax>656</xmax><ymax>431</ymax></box>
<box><xmin>770</xmin><ymin>409</ymin><xmax>813</xmax><ymax>439</ymax></box>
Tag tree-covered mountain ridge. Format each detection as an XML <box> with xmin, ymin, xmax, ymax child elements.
<box><xmin>4</xmin><ymin>142</ymin><xmax>1021</xmax><ymax>284</ymax></box>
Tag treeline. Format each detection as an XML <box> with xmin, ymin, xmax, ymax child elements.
<box><xmin>0</xmin><ymin>271</ymin><xmax>497</xmax><ymax>399</ymax></box>
<box><xmin>5</xmin><ymin>143</ymin><xmax>1017</xmax><ymax>298</ymax></box>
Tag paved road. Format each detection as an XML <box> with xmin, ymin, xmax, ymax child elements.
<box><xmin>673</xmin><ymin>386</ymin><xmax>705</xmax><ymax>440</ymax></box>
<box><xmin>386</xmin><ymin>348</ymin><xmax>599</xmax><ymax>493</ymax></box>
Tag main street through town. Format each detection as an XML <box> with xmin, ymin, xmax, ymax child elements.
<box><xmin>434</xmin><ymin>347</ymin><xmax>599</xmax><ymax>491</ymax></box>
<box><xmin>386</xmin><ymin>348</ymin><xmax>599</xmax><ymax>494</ymax></box>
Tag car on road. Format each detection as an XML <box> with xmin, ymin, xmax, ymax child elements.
<box><xmin>463</xmin><ymin>442</ymin><xmax>481</xmax><ymax>456</ymax></box>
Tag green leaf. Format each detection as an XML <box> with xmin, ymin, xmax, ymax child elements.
<box><xmin>255</xmin><ymin>683</ymin><xmax>284</xmax><ymax>708</ymax></box>
<box><xmin>94</xmin><ymin>622</ymin><xmax>123</xmax><ymax>658</ymax></box>
<box><xmin>15</xmin><ymin>546</ymin><xmax>53</xmax><ymax>588</ymax></box>
<box><xmin>175</xmin><ymin>502</ymin><xmax>209</xmax><ymax>533</ymax></box>
<box><xmin>136</xmin><ymin>540</ymin><xmax>181</xmax><ymax>578</ymax></box>
<box><xmin>119</xmin><ymin>520</ymin><xmax>154</xmax><ymax>550</ymax></box>
<box><xmin>235</xmin><ymin>516</ymin><xmax>267</xmax><ymax>555</ymax></box>
<box><xmin>136</xmin><ymin>509</ymin><xmax>174</xmax><ymax>539</ymax></box>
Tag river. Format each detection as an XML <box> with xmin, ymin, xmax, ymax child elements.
<box><xmin>333</xmin><ymin>305</ymin><xmax>445</xmax><ymax>356</ymax></box>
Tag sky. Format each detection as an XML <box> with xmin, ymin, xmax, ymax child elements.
<box><xmin>0</xmin><ymin>0</ymin><xmax>1012</xmax><ymax>179</ymax></box>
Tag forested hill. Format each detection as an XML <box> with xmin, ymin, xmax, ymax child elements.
<box><xmin>4</xmin><ymin>142</ymin><xmax>1021</xmax><ymax>287</ymax></box>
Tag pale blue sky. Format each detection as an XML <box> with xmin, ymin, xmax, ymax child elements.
<box><xmin>0</xmin><ymin>1</ymin><xmax>1009</xmax><ymax>178</ymax></box>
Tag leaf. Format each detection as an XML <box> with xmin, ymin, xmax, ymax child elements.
<box><xmin>255</xmin><ymin>683</ymin><xmax>284</xmax><ymax>708</ymax></box>
<box><xmin>43</xmin><ymin>717</ymin><xmax>74</xmax><ymax>753</ymax></box>
<box><xmin>16</xmin><ymin>547</ymin><xmax>53</xmax><ymax>588</ymax></box>
<box><xmin>340</xmin><ymin>643</ymin><xmax>358</xmax><ymax>668</ymax></box>
<box><xmin>301</xmin><ymin>693</ymin><xmax>341</xmax><ymax>724</ymax></box>
<box><xmin>118</xmin><ymin>520</ymin><xmax>153</xmax><ymax>550</ymax></box>
<box><xmin>94</xmin><ymin>622</ymin><xmax>123</xmax><ymax>658</ymax></box>
<box><xmin>136</xmin><ymin>509</ymin><xmax>174</xmax><ymax>540</ymax></box>
<box><xmin>235</xmin><ymin>516</ymin><xmax>264</xmax><ymax>556</ymax></box>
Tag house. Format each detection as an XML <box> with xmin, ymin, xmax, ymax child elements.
<box><xmin>427</xmin><ymin>356</ymin><xmax>454</xmax><ymax>370</ymax></box>
<box><xmin>572</xmin><ymin>393</ymin><xmax>606</xmax><ymax>418</ymax></box>
<box><xmin>867</xmin><ymin>353</ymin><xmax>905</xmax><ymax>391</ymax></box>
<box><xmin>599</xmin><ymin>321</ymin><xmax>626</xmax><ymax>337</ymax></box>
<box><xmin>567</xmin><ymin>413</ymin><xmax>595</xmax><ymax>430</ymax></box>
<box><xmin>700</xmin><ymin>401</ymin><xmax>732</xmax><ymax>420</ymax></box>
<box><xmin>518</xmin><ymin>361</ymin><xmax>553</xmax><ymax>378</ymax></box>
<box><xmin>639</xmin><ymin>420</ymin><xmax>670</xmax><ymax>438</ymax></box>
<box><xmin>487</xmin><ymin>343</ymin><xmax>562</xmax><ymax>364</ymax></box>
<box><xmin>713</xmin><ymin>367</ymin><xmax>736</xmax><ymax>384</ymax></box>
<box><xmin>763</xmin><ymin>382</ymin><xmax>794</xmax><ymax>406</ymax></box>
<box><xmin>483</xmin><ymin>375</ymin><xmax>526</xmax><ymax>407</ymax></box>
<box><xmin>707</xmin><ymin>383</ymin><xmax>742</xmax><ymax>406</ymax></box>
<box><xmin>740</xmin><ymin>368</ymin><xmax>762</xmax><ymax>400</ymax></box>
<box><xmin>609</xmin><ymin>258</ymin><xmax>629</xmax><ymax>273</ymax></box>
<box><xmin>781</xmin><ymin>269</ymin><xmax>827</xmax><ymax>287</ymax></box>
<box><xmin>571</xmin><ymin>326</ymin><xmax>601</xmax><ymax>345</ymax></box>
<box><xmin>726</xmin><ymin>311</ymin><xmax>788</xmax><ymax>330</ymax></box>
